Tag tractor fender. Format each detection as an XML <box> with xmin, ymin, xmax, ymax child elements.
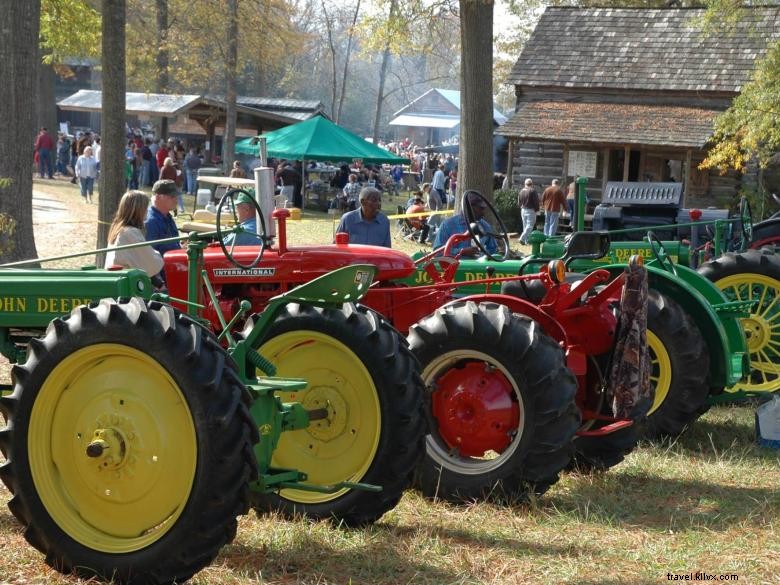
<box><xmin>447</xmin><ymin>293</ymin><xmax>569</xmax><ymax>347</ymax></box>
<box><xmin>590</xmin><ymin>263</ymin><xmax>747</xmax><ymax>391</ymax></box>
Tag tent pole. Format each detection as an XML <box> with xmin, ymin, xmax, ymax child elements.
<box><xmin>301</xmin><ymin>157</ymin><xmax>306</xmax><ymax>213</ymax></box>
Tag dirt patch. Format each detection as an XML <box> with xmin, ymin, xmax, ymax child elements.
<box><xmin>32</xmin><ymin>178</ymin><xmax>98</xmax><ymax>267</ymax></box>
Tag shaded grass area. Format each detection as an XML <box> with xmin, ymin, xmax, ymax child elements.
<box><xmin>1</xmin><ymin>405</ymin><xmax>777</xmax><ymax>584</ymax></box>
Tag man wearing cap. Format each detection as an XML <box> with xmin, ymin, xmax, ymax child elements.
<box><xmin>335</xmin><ymin>187</ymin><xmax>391</xmax><ymax>247</ymax></box>
<box><xmin>517</xmin><ymin>177</ymin><xmax>539</xmax><ymax>245</ymax></box>
<box><xmin>144</xmin><ymin>180</ymin><xmax>182</xmax><ymax>255</ymax></box>
<box><xmin>432</xmin><ymin>191</ymin><xmax>497</xmax><ymax>258</ymax></box>
<box><xmin>222</xmin><ymin>192</ymin><xmax>260</xmax><ymax>247</ymax></box>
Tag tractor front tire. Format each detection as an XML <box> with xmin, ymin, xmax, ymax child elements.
<box><xmin>248</xmin><ymin>303</ymin><xmax>425</xmax><ymax>526</ymax></box>
<box><xmin>698</xmin><ymin>249</ymin><xmax>780</xmax><ymax>394</ymax></box>
<box><xmin>408</xmin><ymin>301</ymin><xmax>580</xmax><ymax>503</ymax></box>
<box><xmin>0</xmin><ymin>298</ymin><xmax>258</xmax><ymax>585</ymax></box>
<box><xmin>642</xmin><ymin>290</ymin><xmax>711</xmax><ymax>437</ymax></box>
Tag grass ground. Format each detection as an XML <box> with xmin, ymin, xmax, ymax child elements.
<box><xmin>0</xmin><ymin>179</ymin><xmax>778</xmax><ymax>584</ymax></box>
<box><xmin>1</xmin><ymin>406</ymin><xmax>777</xmax><ymax>584</ymax></box>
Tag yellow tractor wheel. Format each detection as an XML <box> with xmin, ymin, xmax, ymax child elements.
<box><xmin>0</xmin><ymin>299</ymin><xmax>257</xmax><ymax>585</ymax></box>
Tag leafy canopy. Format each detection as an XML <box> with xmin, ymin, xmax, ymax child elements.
<box><xmin>40</xmin><ymin>0</ymin><xmax>101</xmax><ymax>62</ymax></box>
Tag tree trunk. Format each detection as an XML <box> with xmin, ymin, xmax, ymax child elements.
<box><xmin>0</xmin><ymin>0</ymin><xmax>40</xmax><ymax>264</ymax></box>
<box><xmin>321</xmin><ymin>1</ymin><xmax>338</xmax><ymax>118</ymax></box>
<box><xmin>222</xmin><ymin>0</ymin><xmax>238</xmax><ymax>174</ymax></box>
<box><xmin>336</xmin><ymin>0</ymin><xmax>361</xmax><ymax>124</ymax></box>
<box><xmin>97</xmin><ymin>0</ymin><xmax>127</xmax><ymax>266</ymax></box>
<box><xmin>156</xmin><ymin>0</ymin><xmax>169</xmax><ymax>138</ymax></box>
<box><xmin>37</xmin><ymin>62</ymin><xmax>58</xmax><ymax>137</ymax></box>
<box><xmin>372</xmin><ymin>46</ymin><xmax>391</xmax><ymax>144</ymax></box>
<box><xmin>458</xmin><ymin>0</ymin><xmax>494</xmax><ymax>209</ymax></box>
<box><xmin>371</xmin><ymin>0</ymin><xmax>397</xmax><ymax>144</ymax></box>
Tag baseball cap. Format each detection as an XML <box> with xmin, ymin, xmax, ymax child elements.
<box><xmin>234</xmin><ymin>192</ymin><xmax>255</xmax><ymax>206</ymax></box>
<box><xmin>152</xmin><ymin>179</ymin><xmax>178</xmax><ymax>195</ymax></box>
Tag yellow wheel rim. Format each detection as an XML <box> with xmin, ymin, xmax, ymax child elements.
<box><xmin>29</xmin><ymin>344</ymin><xmax>197</xmax><ymax>553</ymax></box>
<box><xmin>259</xmin><ymin>331</ymin><xmax>381</xmax><ymax>504</ymax></box>
<box><xmin>716</xmin><ymin>273</ymin><xmax>780</xmax><ymax>392</ymax></box>
<box><xmin>646</xmin><ymin>330</ymin><xmax>672</xmax><ymax>415</ymax></box>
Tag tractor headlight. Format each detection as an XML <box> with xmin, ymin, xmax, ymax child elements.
<box><xmin>547</xmin><ymin>259</ymin><xmax>566</xmax><ymax>284</ymax></box>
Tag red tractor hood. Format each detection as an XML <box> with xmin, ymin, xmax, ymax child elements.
<box><xmin>163</xmin><ymin>242</ymin><xmax>416</xmax><ymax>291</ymax></box>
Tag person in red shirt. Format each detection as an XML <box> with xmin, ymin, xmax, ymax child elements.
<box><xmin>541</xmin><ymin>179</ymin><xmax>567</xmax><ymax>236</ymax></box>
<box><xmin>34</xmin><ymin>127</ymin><xmax>55</xmax><ymax>179</ymax></box>
<box><xmin>405</xmin><ymin>195</ymin><xmax>430</xmax><ymax>244</ymax></box>
<box><xmin>156</xmin><ymin>140</ymin><xmax>170</xmax><ymax>170</ymax></box>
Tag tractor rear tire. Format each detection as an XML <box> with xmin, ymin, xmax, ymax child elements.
<box><xmin>0</xmin><ymin>298</ymin><xmax>258</xmax><ymax>585</ymax></box>
<box><xmin>750</xmin><ymin>221</ymin><xmax>780</xmax><ymax>251</ymax></box>
<box><xmin>248</xmin><ymin>302</ymin><xmax>425</xmax><ymax>527</ymax></box>
<box><xmin>642</xmin><ymin>290</ymin><xmax>711</xmax><ymax>437</ymax></box>
<box><xmin>698</xmin><ymin>249</ymin><xmax>780</xmax><ymax>394</ymax></box>
<box><xmin>408</xmin><ymin>301</ymin><xmax>580</xmax><ymax>503</ymax></box>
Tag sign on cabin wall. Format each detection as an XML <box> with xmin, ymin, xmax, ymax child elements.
<box><xmin>568</xmin><ymin>150</ymin><xmax>598</xmax><ymax>178</ymax></box>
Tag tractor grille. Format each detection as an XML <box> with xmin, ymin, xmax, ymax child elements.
<box><xmin>601</xmin><ymin>182</ymin><xmax>683</xmax><ymax>207</ymax></box>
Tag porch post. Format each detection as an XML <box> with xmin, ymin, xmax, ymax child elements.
<box><xmin>622</xmin><ymin>145</ymin><xmax>630</xmax><ymax>182</ymax></box>
<box><xmin>505</xmin><ymin>139</ymin><xmax>515</xmax><ymax>188</ymax></box>
<box><xmin>683</xmin><ymin>149</ymin><xmax>692</xmax><ymax>207</ymax></box>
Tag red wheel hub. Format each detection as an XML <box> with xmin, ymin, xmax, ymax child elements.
<box><xmin>431</xmin><ymin>361</ymin><xmax>520</xmax><ymax>457</ymax></box>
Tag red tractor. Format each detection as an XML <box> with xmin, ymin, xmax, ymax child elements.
<box><xmin>164</xmin><ymin>191</ymin><xmax>650</xmax><ymax>504</ymax></box>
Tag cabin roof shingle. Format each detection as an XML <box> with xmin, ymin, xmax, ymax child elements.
<box><xmin>497</xmin><ymin>102</ymin><xmax>719</xmax><ymax>148</ymax></box>
<box><xmin>506</xmin><ymin>6</ymin><xmax>780</xmax><ymax>93</ymax></box>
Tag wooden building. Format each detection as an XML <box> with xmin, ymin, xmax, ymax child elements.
<box><xmin>499</xmin><ymin>6</ymin><xmax>780</xmax><ymax>207</ymax></box>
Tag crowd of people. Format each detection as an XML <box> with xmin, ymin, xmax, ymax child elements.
<box><xmin>35</xmin><ymin>125</ymin><xmax>581</xmax><ymax>282</ymax></box>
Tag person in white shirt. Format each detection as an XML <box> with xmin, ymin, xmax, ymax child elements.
<box><xmin>74</xmin><ymin>145</ymin><xmax>99</xmax><ymax>203</ymax></box>
<box><xmin>105</xmin><ymin>191</ymin><xmax>164</xmax><ymax>284</ymax></box>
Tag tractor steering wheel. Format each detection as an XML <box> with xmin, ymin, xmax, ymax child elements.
<box><xmin>216</xmin><ymin>188</ymin><xmax>267</xmax><ymax>270</ymax></box>
<box><xmin>739</xmin><ymin>196</ymin><xmax>754</xmax><ymax>249</ymax></box>
<box><xmin>463</xmin><ymin>190</ymin><xmax>511</xmax><ymax>262</ymax></box>
<box><xmin>647</xmin><ymin>231</ymin><xmax>677</xmax><ymax>275</ymax></box>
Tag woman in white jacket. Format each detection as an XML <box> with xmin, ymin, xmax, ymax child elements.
<box><xmin>105</xmin><ymin>191</ymin><xmax>164</xmax><ymax>281</ymax></box>
<box><xmin>74</xmin><ymin>145</ymin><xmax>99</xmax><ymax>203</ymax></box>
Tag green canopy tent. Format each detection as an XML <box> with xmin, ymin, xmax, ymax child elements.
<box><xmin>235</xmin><ymin>115</ymin><xmax>409</xmax><ymax>163</ymax></box>
<box><xmin>235</xmin><ymin>116</ymin><xmax>408</xmax><ymax>210</ymax></box>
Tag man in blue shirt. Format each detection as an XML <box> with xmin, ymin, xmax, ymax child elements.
<box><xmin>433</xmin><ymin>192</ymin><xmax>498</xmax><ymax>257</ymax></box>
<box><xmin>431</xmin><ymin>164</ymin><xmax>447</xmax><ymax>206</ymax></box>
<box><xmin>145</xmin><ymin>180</ymin><xmax>182</xmax><ymax>255</ymax></box>
<box><xmin>335</xmin><ymin>187</ymin><xmax>391</xmax><ymax>247</ymax></box>
<box><xmin>222</xmin><ymin>192</ymin><xmax>260</xmax><ymax>246</ymax></box>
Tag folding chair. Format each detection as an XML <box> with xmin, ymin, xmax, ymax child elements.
<box><xmin>394</xmin><ymin>205</ymin><xmax>423</xmax><ymax>242</ymax></box>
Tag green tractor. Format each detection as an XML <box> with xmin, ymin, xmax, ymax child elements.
<box><xmin>0</xmin><ymin>229</ymin><xmax>426</xmax><ymax>584</ymax></box>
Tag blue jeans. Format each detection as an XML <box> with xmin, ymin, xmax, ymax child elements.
<box><xmin>186</xmin><ymin>170</ymin><xmax>197</xmax><ymax>194</ymax></box>
<box><xmin>544</xmin><ymin>211</ymin><xmax>561</xmax><ymax>237</ymax></box>
<box><xmin>520</xmin><ymin>208</ymin><xmax>536</xmax><ymax>244</ymax></box>
<box><xmin>567</xmin><ymin>199</ymin><xmax>576</xmax><ymax>229</ymax></box>
<box><xmin>141</xmin><ymin>160</ymin><xmax>152</xmax><ymax>186</ymax></box>
<box><xmin>38</xmin><ymin>148</ymin><xmax>53</xmax><ymax>178</ymax></box>
<box><xmin>79</xmin><ymin>176</ymin><xmax>94</xmax><ymax>197</ymax></box>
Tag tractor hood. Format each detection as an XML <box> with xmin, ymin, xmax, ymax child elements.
<box><xmin>163</xmin><ymin>242</ymin><xmax>416</xmax><ymax>287</ymax></box>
